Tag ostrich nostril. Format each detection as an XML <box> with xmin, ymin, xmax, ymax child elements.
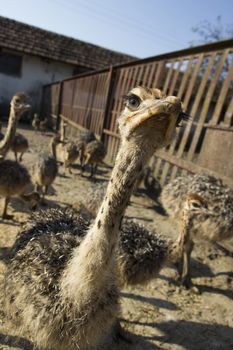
<box><xmin>166</xmin><ymin>96</ymin><xmax>182</xmax><ymax>107</ymax></box>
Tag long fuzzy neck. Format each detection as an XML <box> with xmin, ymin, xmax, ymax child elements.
<box><xmin>169</xmin><ymin>211</ymin><xmax>192</xmax><ymax>262</ymax></box>
<box><xmin>61</xmin><ymin>139</ymin><xmax>151</xmax><ymax>301</ymax></box>
<box><xmin>0</xmin><ymin>107</ymin><xmax>17</xmax><ymax>158</ymax></box>
<box><xmin>50</xmin><ymin>140</ymin><xmax>57</xmax><ymax>160</ymax></box>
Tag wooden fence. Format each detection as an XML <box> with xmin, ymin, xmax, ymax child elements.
<box><xmin>41</xmin><ymin>39</ymin><xmax>233</xmax><ymax>188</ymax></box>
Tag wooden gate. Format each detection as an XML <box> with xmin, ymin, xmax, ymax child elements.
<box><xmin>41</xmin><ymin>39</ymin><xmax>233</xmax><ymax>188</ymax></box>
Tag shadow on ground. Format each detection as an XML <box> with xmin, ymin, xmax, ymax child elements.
<box><xmin>121</xmin><ymin>319</ymin><xmax>233</xmax><ymax>350</ymax></box>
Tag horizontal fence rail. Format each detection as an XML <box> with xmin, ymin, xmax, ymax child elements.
<box><xmin>41</xmin><ymin>39</ymin><xmax>233</xmax><ymax>188</ymax></box>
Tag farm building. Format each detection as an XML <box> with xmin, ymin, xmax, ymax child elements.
<box><xmin>0</xmin><ymin>15</ymin><xmax>135</xmax><ymax>116</ymax></box>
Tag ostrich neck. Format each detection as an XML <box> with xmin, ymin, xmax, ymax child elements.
<box><xmin>176</xmin><ymin>212</ymin><xmax>193</xmax><ymax>252</ymax></box>
<box><xmin>61</xmin><ymin>139</ymin><xmax>150</xmax><ymax>301</ymax></box>
<box><xmin>0</xmin><ymin>108</ymin><xmax>17</xmax><ymax>158</ymax></box>
<box><xmin>50</xmin><ymin>141</ymin><xmax>57</xmax><ymax>160</ymax></box>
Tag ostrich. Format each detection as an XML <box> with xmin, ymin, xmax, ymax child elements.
<box><xmin>0</xmin><ymin>160</ymin><xmax>40</xmax><ymax>219</ymax></box>
<box><xmin>161</xmin><ymin>174</ymin><xmax>233</xmax><ymax>285</ymax></box>
<box><xmin>32</xmin><ymin>136</ymin><xmax>60</xmax><ymax>200</ymax></box>
<box><xmin>3</xmin><ymin>86</ymin><xmax>183</xmax><ymax>350</ymax></box>
<box><xmin>32</xmin><ymin>113</ymin><xmax>40</xmax><ymax>132</ymax></box>
<box><xmin>82</xmin><ymin>139</ymin><xmax>106</xmax><ymax>177</ymax></box>
<box><xmin>0</xmin><ymin>92</ymin><xmax>30</xmax><ymax>159</ymax></box>
<box><xmin>10</xmin><ymin>132</ymin><xmax>29</xmax><ymax>161</ymax></box>
<box><xmin>33</xmin><ymin>153</ymin><xmax>58</xmax><ymax>202</ymax></box>
<box><xmin>51</xmin><ymin>132</ymin><xmax>79</xmax><ymax>174</ymax></box>
<box><xmin>76</xmin><ymin>129</ymin><xmax>96</xmax><ymax>167</ymax></box>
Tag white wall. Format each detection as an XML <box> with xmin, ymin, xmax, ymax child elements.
<box><xmin>0</xmin><ymin>49</ymin><xmax>75</xmax><ymax>115</ymax></box>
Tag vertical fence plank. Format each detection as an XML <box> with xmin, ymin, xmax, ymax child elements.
<box><xmin>168</xmin><ymin>59</ymin><xmax>183</xmax><ymax>96</ymax></box>
<box><xmin>101</xmin><ymin>67</ymin><xmax>117</xmax><ymax>141</ymax></box>
<box><xmin>224</xmin><ymin>96</ymin><xmax>233</xmax><ymax>125</ymax></box>
<box><xmin>163</xmin><ymin>61</ymin><xmax>175</xmax><ymax>94</ymax></box>
<box><xmin>210</xmin><ymin>59</ymin><xmax>233</xmax><ymax>125</ymax></box>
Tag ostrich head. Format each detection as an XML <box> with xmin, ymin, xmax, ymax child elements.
<box><xmin>183</xmin><ymin>193</ymin><xmax>209</xmax><ymax>217</ymax></box>
<box><xmin>118</xmin><ymin>86</ymin><xmax>182</xmax><ymax>151</ymax></box>
<box><xmin>10</xmin><ymin>92</ymin><xmax>31</xmax><ymax>117</ymax></box>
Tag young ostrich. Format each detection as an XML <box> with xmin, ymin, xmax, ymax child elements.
<box><xmin>76</xmin><ymin>129</ymin><xmax>96</xmax><ymax>166</ymax></box>
<box><xmin>0</xmin><ymin>92</ymin><xmax>30</xmax><ymax>159</ymax></box>
<box><xmin>82</xmin><ymin>139</ymin><xmax>106</xmax><ymax>177</ymax></box>
<box><xmin>10</xmin><ymin>132</ymin><xmax>29</xmax><ymax>161</ymax></box>
<box><xmin>51</xmin><ymin>130</ymin><xmax>79</xmax><ymax>174</ymax></box>
<box><xmin>3</xmin><ymin>87</ymin><xmax>182</xmax><ymax>350</ymax></box>
<box><xmin>175</xmin><ymin>193</ymin><xmax>214</xmax><ymax>287</ymax></box>
<box><xmin>0</xmin><ymin>160</ymin><xmax>40</xmax><ymax>219</ymax></box>
<box><xmin>33</xmin><ymin>151</ymin><xmax>58</xmax><ymax>202</ymax></box>
<box><xmin>33</xmin><ymin>137</ymin><xmax>58</xmax><ymax>200</ymax></box>
<box><xmin>161</xmin><ymin>175</ymin><xmax>233</xmax><ymax>286</ymax></box>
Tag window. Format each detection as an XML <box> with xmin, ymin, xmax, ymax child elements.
<box><xmin>0</xmin><ymin>51</ymin><xmax>22</xmax><ymax>77</ymax></box>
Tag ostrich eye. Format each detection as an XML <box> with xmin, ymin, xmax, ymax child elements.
<box><xmin>126</xmin><ymin>94</ymin><xmax>141</xmax><ymax>110</ymax></box>
<box><xmin>192</xmin><ymin>202</ymin><xmax>201</xmax><ymax>209</ymax></box>
<box><xmin>15</xmin><ymin>98</ymin><xmax>20</xmax><ymax>103</ymax></box>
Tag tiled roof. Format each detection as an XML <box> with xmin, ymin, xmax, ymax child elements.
<box><xmin>0</xmin><ymin>16</ymin><xmax>136</xmax><ymax>70</ymax></box>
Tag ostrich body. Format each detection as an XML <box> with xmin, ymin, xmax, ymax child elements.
<box><xmin>4</xmin><ymin>87</ymin><xmax>182</xmax><ymax>350</ymax></box>
<box><xmin>0</xmin><ymin>160</ymin><xmax>40</xmax><ymax>218</ymax></box>
<box><xmin>116</xmin><ymin>219</ymin><xmax>181</xmax><ymax>286</ymax></box>
<box><xmin>10</xmin><ymin>132</ymin><xmax>29</xmax><ymax>161</ymax></box>
<box><xmin>83</xmin><ymin>140</ymin><xmax>106</xmax><ymax>177</ymax></box>
<box><xmin>0</xmin><ymin>92</ymin><xmax>30</xmax><ymax>159</ymax></box>
<box><xmin>33</xmin><ymin>137</ymin><xmax>59</xmax><ymax>199</ymax></box>
<box><xmin>33</xmin><ymin>154</ymin><xmax>58</xmax><ymax>200</ymax></box>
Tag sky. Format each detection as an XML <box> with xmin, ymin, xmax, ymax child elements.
<box><xmin>0</xmin><ymin>0</ymin><xmax>232</xmax><ymax>58</ymax></box>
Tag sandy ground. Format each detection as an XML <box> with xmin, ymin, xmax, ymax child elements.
<box><xmin>0</xmin><ymin>125</ymin><xmax>232</xmax><ymax>350</ymax></box>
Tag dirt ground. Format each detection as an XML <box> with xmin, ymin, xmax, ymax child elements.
<box><xmin>0</xmin><ymin>125</ymin><xmax>232</xmax><ymax>350</ymax></box>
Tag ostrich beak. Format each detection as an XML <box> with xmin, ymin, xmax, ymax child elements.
<box><xmin>129</xmin><ymin>97</ymin><xmax>182</xmax><ymax>131</ymax></box>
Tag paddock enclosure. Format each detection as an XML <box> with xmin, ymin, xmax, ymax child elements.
<box><xmin>41</xmin><ymin>39</ymin><xmax>233</xmax><ymax>188</ymax></box>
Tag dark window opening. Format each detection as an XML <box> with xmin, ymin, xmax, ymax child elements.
<box><xmin>0</xmin><ymin>51</ymin><xmax>22</xmax><ymax>77</ymax></box>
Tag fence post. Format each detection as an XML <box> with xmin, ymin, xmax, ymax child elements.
<box><xmin>39</xmin><ymin>85</ymin><xmax>46</xmax><ymax>119</ymax></box>
<box><xmin>100</xmin><ymin>66</ymin><xmax>117</xmax><ymax>142</ymax></box>
<box><xmin>56</xmin><ymin>81</ymin><xmax>63</xmax><ymax>131</ymax></box>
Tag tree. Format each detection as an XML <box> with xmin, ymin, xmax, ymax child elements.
<box><xmin>190</xmin><ymin>16</ymin><xmax>233</xmax><ymax>85</ymax></box>
<box><xmin>190</xmin><ymin>16</ymin><xmax>233</xmax><ymax>45</ymax></box>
